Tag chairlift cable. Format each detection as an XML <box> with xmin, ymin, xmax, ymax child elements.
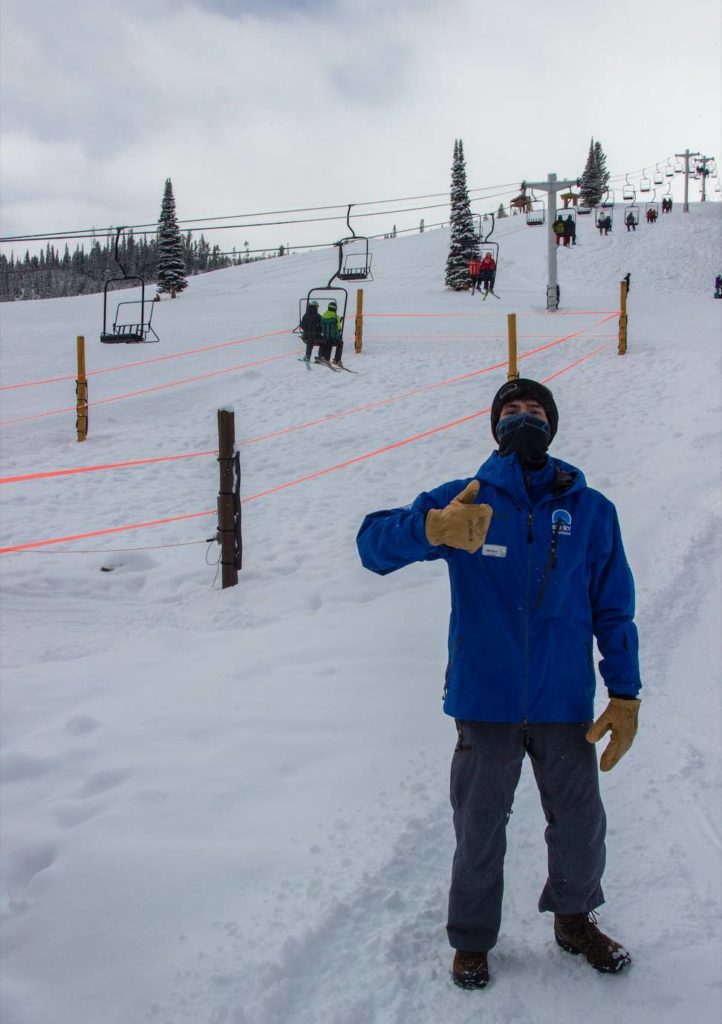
<box><xmin>0</xmin><ymin>184</ymin><xmax>521</xmax><ymax>246</ymax></box>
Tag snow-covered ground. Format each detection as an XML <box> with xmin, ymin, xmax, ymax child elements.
<box><xmin>1</xmin><ymin>204</ymin><xmax>720</xmax><ymax>1024</ymax></box>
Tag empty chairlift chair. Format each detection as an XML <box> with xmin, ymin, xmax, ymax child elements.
<box><xmin>526</xmin><ymin>195</ymin><xmax>546</xmax><ymax>226</ymax></box>
<box><xmin>334</xmin><ymin>204</ymin><xmax>373</xmax><ymax>282</ymax></box>
<box><xmin>100</xmin><ymin>227</ymin><xmax>159</xmax><ymax>344</ymax></box>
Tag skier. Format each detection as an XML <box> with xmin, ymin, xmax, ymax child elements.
<box><xmin>598</xmin><ymin>214</ymin><xmax>612</xmax><ymax>236</ymax></box>
<box><xmin>714</xmin><ymin>273</ymin><xmax>721</xmax><ymax>298</ymax></box>
<box><xmin>479</xmin><ymin>252</ymin><xmax>497</xmax><ymax>294</ymax></box>
<box><xmin>565</xmin><ymin>215</ymin><xmax>576</xmax><ymax>246</ymax></box>
<box><xmin>468</xmin><ymin>258</ymin><xmax>482</xmax><ymax>294</ymax></box>
<box><xmin>552</xmin><ymin>217</ymin><xmax>565</xmax><ymax>247</ymax></box>
<box><xmin>320</xmin><ymin>300</ymin><xmax>344</xmax><ymax>365</ymax></box>
<box><xmin>357</xmin><ymin>377</ymin><xmax>640</xmax><ymax>990</ymax></box>
<box><xmin>625</xmin><ymin>212</ymin><xmax>636</xmax><ymax>232</ymax></box>
<box><xmin>299</xmin><ymin>300</ymin><xmax>323</xmax><ymax>362</ymax></box>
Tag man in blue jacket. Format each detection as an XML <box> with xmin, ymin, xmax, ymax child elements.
<box><xmin>356</xmin><ymin>378</ymin><xmax>641</xmax><ymax>989</ymax></box>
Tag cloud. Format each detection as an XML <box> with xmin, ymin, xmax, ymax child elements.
<box><xmin>0</xmin><ymin>0</ymin><xmax>719</xmax><ymax>253</ymax></box>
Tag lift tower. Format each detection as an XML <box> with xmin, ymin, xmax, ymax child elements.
<box><xmin>522</xmin><ymin>173</ymin><xmax>579</xmax><ymax>311</ymax></box>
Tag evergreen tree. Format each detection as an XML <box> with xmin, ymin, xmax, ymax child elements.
<box><xmin>593</xmin><ymin>140</ymin><xmax>610</xmax><ymax>196</ymax></box>
<box><xmin>579</xmin><ymin>137</ymin><xmax>611</xmax><ymax>207</ymax></box>
<box><xmin>156</xmin><ymin>178</ymin><xmax>187</xmax><ymax>297</ymax></box>
<box><xmin>579</xmin><ymin>138</ymin><xmax>599</xmax><ymax>206</ymax></box>
<box><xmin>445</xmin><ymin>138</ymin><xmax>479</xmax><ymax>290</ymax></box>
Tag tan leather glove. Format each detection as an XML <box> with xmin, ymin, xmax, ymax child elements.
<box><xmin>586</xmin><ymin>697</ymin><xmax>641</xmax><ymax>771</ymax></box>
<box><xmin>424</xmin><ymin>480</ymin><xmax>493</xmax><ymax>554</ymax></box>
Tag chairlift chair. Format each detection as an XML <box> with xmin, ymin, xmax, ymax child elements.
<box><xmin>555</xmin><ymin>208</ymin><xmax>577</xmax><ymax>225</ymax></box>
<box><xmin>622</xmin><ymin>176</ymin><xmax>635</xmax><ymax>201</ymax></box>
<box><xmin>665</xmin><ymin>161</ymin><xmax>675</xmax><ymax>177</ymax></box>
<box><xmin>576</xmin><ymin>203</ymin><xmax>592</xmax><ymax>215</ymax></box>
<box><xmin>595</xmin><ymin>206</ymin><xmax>614</xmax><ymax>228</ymax></box>
<box><xmin>334</xmin><ymin>204</ymin><xmax>373</xmax><ymax>282</ymax></box>
<box><xmin>654</xmin><ymin>165</ymin><xmax>664</xmax><ymax>185</ymax></box>
<box><xmin>674</xmin><ymin>158</ymin><xmax>684</xmax><ymax>173</ymax></box>
<box><xmin>639</xmin><ymin>176</ymin><xmax>651</xmax><ymax>193</ymax></box>
<box><xmin>624</xmin><ymin>204</ymin><xmax>640</xmax><ymax>226</ymax></box>
<box><xmin>100</xmin><ymin>227</ymin><xmax>159</xmax><ymax>344</ymax></box>
<box><xmin>526</xmin><ymin>195</ymin><xmax>546</xmax><ymax>225</ymax></box>
<box><xmin>297</xmin><ymin>286</ymin><xmax>349</xmax><ymax>340</ymax></box>
<box><xmin>477</xmin><ymin>214</ymin><xmax>500</xmax><ymax>291</ymax></box>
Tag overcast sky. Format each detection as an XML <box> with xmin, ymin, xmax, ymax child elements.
<box><xmin>1</xmin><ymin>0</ymin><xmax>719</xmax><ymax>256</ymax></box>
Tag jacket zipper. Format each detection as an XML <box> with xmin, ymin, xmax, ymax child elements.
<box><xmin>523</xmin><ymin>509</ymin><xmax>533</xmax><ymax>721</ymax></box>
<box><xmin>534</xmin><ymin>519</ymin><xmax>563</xmax><ymax>609</ymax></box>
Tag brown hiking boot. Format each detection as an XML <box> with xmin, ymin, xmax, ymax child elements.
<box><xmin>452</xmin><ymin>949</ymin><xmax>489</xmax><ymax>989</ymax></box>
<box><xmin>554</xmin><ymin>912</ymin><xmax>632</xmax><ymax>973</ymax></box>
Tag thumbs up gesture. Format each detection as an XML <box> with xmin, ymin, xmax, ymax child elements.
<box><xmin>425</xmin><ymin>480</ymin><xmax>493</xmax><ymax>554</ymax></box>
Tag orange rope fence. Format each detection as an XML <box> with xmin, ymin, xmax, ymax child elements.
<box><xmin>0</xmin><ymin>316</ymin><xmax>617</xmax><ymax>485</ymax></box>
<box><xmin>0</xmin><ymin>328</ymin><xmax>291</xmax><ymax>392</ymax></box>
<box><xmin>0</xmin><ymin>341</ymin><xmax>611</xmax><ymax>554</ymax></box>
<box><xmin>0</xmin><ymin>351</ymin><xmax>296</xmax><ymax>426</ymax></box>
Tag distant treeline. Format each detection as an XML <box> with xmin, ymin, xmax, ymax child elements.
<box><xmin>0</xmin><ymin>232</ymin><xmax>289</xmax><ymax>302</ymax></box>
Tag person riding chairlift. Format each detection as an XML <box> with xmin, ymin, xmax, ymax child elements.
<box><xmin>320</xmin><ymin>300</ymin><xmax>344</xmax><ymax>365</ymax></box>
<box><xmin>479</xmin><ymin>251</ymin><xmax>497</xmax><ymax>293</ymax></box>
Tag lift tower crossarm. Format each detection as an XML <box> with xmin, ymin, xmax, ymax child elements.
<box><xmin>521</xmin><ymin>174</ymin><xmax>580</xmax><ymax>311</ymax></box>
<box><xmin>675</xmin><ymin>150</ymin><xmax>700</xmax><ymax>212</ymax></box>
<box><xmin>693</xmin><ymin>155</ymin><xmax>715</xmax><ymax>203</ymax></box>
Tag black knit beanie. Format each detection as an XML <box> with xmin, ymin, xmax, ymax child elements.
<box><xmin>490</xmin><ymin>378</ymin><xmax>559</xmax><ymax>441</ymax></box>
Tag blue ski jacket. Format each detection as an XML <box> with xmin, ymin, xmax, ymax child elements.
<box><xmin>356</xmin><ymin>452</ymin><xmax>641</xmax><ymax>723</ymax></box>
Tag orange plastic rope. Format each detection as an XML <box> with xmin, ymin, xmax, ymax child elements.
<box><xmin>0</xmin><ymin>341</ymin><xmax>611</xmax><ymax>554</ymax></box>
<box><xmin>0</xmin><ymin>328</ymin><xmax>291</xmax><ymax>392</ymax></box>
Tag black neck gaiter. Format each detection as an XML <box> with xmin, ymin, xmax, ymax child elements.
<box><xmin>496</xmin><ymin>412</ymin><xmax>551</xmax><ymax>468</ymax></box>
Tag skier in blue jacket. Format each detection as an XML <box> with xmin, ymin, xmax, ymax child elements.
<box><xmin>356</xmin><ymin>377</ymin><xmax>641</xmax><ymax>989</ymax></box>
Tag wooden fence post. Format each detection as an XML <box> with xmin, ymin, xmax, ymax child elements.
<box><xmin>76</xmin><ymin>336</ymin><xmax>88</xmax><ymax>441</ymax></box>
<box><xmin>618</xmin><ymin>280</ymin><xmax>628</xmax><ymax>354</ymax></box>
<box><xmin>217</xmin><ymin>408</ymin><xmax>240</xmax><ymax>588</ymax></box>
<box><xmin>507</xmin><ymin>314</ymin><xmax>519</xmax><ymax>379</ymax></box>
<box><xmin>354</xmin><ymin>288</ymin><xmax>364</xmax><ymax>354</ymax></box>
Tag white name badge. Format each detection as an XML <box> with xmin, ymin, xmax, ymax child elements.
<box><xmin>482</xmin><ymin>544</ymin><xmax>507</xmax><ymax>558</ymax></box>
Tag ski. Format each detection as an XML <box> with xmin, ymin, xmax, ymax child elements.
<box><xmin>314</xmin><ymin>358</ymin><xmax>341</xmax><ymax>372</ymax></box>
<box><xmin>482</xmin><ymin>289</ymin><xmax>501</xmax><ymax>301</ymax></box>
<box><xmin>298</xmin><ymin>358</ymin><xmax>313</xmax><ymax>369</ymax></box>
<box><xmin>333</xmin><ymin>363</ymin><xmax>358</xmax><ymax>373</ymax></box>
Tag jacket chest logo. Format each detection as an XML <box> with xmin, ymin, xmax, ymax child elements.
<box><xmin>551</xmin><ymin>508</ymin><xmax>572</xmax><ymax>536</ymax></box>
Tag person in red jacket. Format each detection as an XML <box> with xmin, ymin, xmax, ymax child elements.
<box><xmin>479</xmin><ymin>251</ymin><xmax>497</xmax><ymax>294</ymax></box>
<box><xmin>468</xmin><ymin>258</ymin><xmax>482</xmax><ymax>294</ymax></box>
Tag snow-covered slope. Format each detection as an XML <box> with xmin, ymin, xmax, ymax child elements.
<box><xmin>1</xmin><ymin>204</ymin><xmax>720</xmax><ymax>1024</ymax></box>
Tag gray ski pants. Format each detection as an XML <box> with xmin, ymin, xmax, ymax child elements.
<box><xmin>447</xmin><ymin>721</ymin><xmax>606</xmax><ymax>952</ymax></box>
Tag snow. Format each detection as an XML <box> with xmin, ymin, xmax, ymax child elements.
<box><xmin>1</xmin><ymin>205</ymin><xmax>721</xmax><ymax>1024</ymax></box>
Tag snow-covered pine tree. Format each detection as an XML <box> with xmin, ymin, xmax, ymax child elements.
<box><xmin>445</xmin><ymin>139</ymin><xmax>479</xmax><ymax>290</ymax></box>
<box><xmin>593</xmin><ymin>140</ymin><xmax>610</xmax><ymax>196</ymax></box>
<box><xmin>156</xmin><ymin>178</ymin><xmax>187</xmax><ymax>298</ymax></box>
<box><xmin>579</xmin><ymin>138</ymin><xmax>611</xmax><ymax>207</ymax></box>
<box><xmin>579</xmin><ymin>138</ymin><xmax>602</xmax><ymax>207</ymax></box>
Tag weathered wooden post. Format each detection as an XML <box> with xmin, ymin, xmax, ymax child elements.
<box><xmin>507</xmin><ymin>314</ymin><xmax>519</xmax><ymax>380</ymax></box>
<box><xmin>217</xmin><ymin>408</ymin><xmax>241</xmax><ymax>588</ymax></box>
<box><xmin>618</xmin><ymin>279</ymin><xmax>628</xmax><ymax>355</ymax></box>
<box><xmin>354</xmin><ymin>288</ymin><xmax>364</xmax><ymax>354</ymax></box>
<box><xmin>76</xmin><ymin>336</ymin><xmax>88</xmax><ymax>441</ymax></box>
